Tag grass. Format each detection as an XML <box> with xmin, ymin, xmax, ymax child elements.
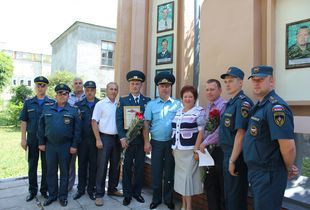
<box><xmin>0</xmin><ymin>125</ymin><xmax>29</xmax><ymax>178</ymax></box>
<box><xmin>302</xmin><ymin>157</ymin><xmax>310</xmax><ymax>177</ymax></box>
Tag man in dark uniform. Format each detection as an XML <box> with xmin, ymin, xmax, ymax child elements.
<box><xmin>116</xmin><ymin>70</ymin><xmax>151</xmax><ymax>206</ymax></box>
<box><xmin>20</xmin><ymin>76</ymin><xmax>54</xmax><ymax>201</ymax></box>
<box><xmin>37</xmin><ymin>84</ymin><xmax>81</xmax><ymax>207</ymax></box>
<box><xmin>243</xmin><ymin>66</ymin><xmax>299</xmax><ymax>210</ymax></box>
<box><xmin>73</xmin><ymin>81</ymin><xmax>99</xmax><ymax>201</ymax></box>
<box><xmin>219</xmin><ymin>67</ymin><xmax>253</xmax><ymax>210</ymax></box>
<box><xmin>143</xmin><ymin>72</ymin><xmax>182</xmax><ymax>209</ymax></box>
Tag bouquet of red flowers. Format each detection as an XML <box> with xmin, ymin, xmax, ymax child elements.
<box><xmin>205</xmin><ymin>108</ymin><xmax>220</xmax><ymax>134</ymax></box>
<box><xmin>126</xmin><ymin>112</ymin><xmax>144</xmax><ymax>143</ymax></box>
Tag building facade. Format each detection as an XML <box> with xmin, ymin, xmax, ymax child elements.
<box><xmin>51</xmin><ymin>21</ymin><xmax>116</xmax><ymax>93</ymax></box>
<box><xmin>115</xmin><ymin>0</ymin><xmax>310</xmax><ymax>209</ymax></box>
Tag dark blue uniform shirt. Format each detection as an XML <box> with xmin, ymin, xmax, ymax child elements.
<box><xmin>37</xmin><ymin>103</ymin><xmax>82</xmax><ymax>148</ymax></box>
<box><xmin>19</xmin><ymin>96</ymin><xmax>55</xmax><ymax>144</ymax></box>
<box><xmin>75</xmin><ymin>97</ymin><xmax>99</xmax><ymax>139</ymax></box>
<box><xmin>116</xmin><ymin>93</ymin><xmax>151</xmax><ymax>144</ymax></box>
<box><xmin>219</xmin><ymin>90</ymin><xmax>253</xmax><ymax>154</ymax></box>
<box><xmin>243</xmin><ymin>90</ymin><xmax>294</xmax><ymax>171</ymax></box>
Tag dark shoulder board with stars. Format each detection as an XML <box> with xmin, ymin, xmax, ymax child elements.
<box><xmin>240</xmin><ymin>100</ymin><xmax>251</xmax><ymax>118</ymax></box>
<box><xmin>272</xmin><ymin>104</ymin><xmax>285</xmax><ymax>127</ymax></box>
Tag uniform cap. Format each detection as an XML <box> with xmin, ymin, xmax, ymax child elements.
<box><xmin>34</xmin><ymin>76</ymin><xmax>49</xmax><ymax>84</ymax></box>
<box><xmin>54</xmin><ymin>84</ymin><xmax>71</xmax><ymax>93</ymax></box>
<box><xmin>248</xmin><ymin>65</ymin><xmax>273</xmax><ymax>79</ymax></box>
<box><xmin>154</xmin><ymin>71</ymin><xmax>175</xmax><ymax>86</ymax></box>
<box><xmin>126</xmin><ymin>70</ymin><xmax>145</xmax><ymax>82</ymax></box>
<box><xmin>84</xmin><ymin>81</ymin><xmax>96</xmax><ymax>88</ymax></box>
<box><xmin>220</xmin><ymin>67</ymin><xmax>244</xmax><ymax>80</ymax></box>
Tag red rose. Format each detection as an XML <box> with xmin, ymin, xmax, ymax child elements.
<box><xmin>209</xmin><ymin>109</ymin><xmax>220</xmax><ymax>119</ymax></box>
<box><xmin>136</xmin><ymin>112</ymin><xmax>144</xmax><ymax>120</ymax></box>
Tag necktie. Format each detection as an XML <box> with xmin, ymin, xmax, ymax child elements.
<box><xmin>135</xmin><ymin>97</ymin><xmax>139</xmax><ymax>105</ymax></box>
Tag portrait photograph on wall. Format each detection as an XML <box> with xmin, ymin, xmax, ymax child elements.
<box><xmin>286</xmin><ymin>18</ymin><xmax>310</xmax><ymax>69</ymax></box>
<box><xmin>157</xmin><ymin>1</ymin><xmax>174</xmax><ymax>33</ymax></box>
<box><xmin>156</xmin><ymin>34</ymin><xmax>174</xmax><ymax>65</ymax></box>
<box><xmin>154</xmin><ymin>68</ymin><xmax>173</xmax><ymax>98</ymax></box>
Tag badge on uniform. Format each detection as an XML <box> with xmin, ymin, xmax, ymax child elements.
<box><xmin>64</xmin><ymin>115</ymin><xmax>72</xmax><ymax>124</ymax></box>
<box><xmin>224</xmin><ymin>118</ymin><xmax>231</xmax><ymax>127</ymax></box>
<box><xmin>241</xmin><ymin>101</ymin><xmax>251</xmax><ymax>118</ymax></box>
<box><xmin>250</xmin><ymin>125</ymin><xmax>258</xmax><ymax>136</ymax></box>
<box><xmin>272</xmin><ymin>105</ymin><xmax>285</xmax><ymax>127</ymax></box>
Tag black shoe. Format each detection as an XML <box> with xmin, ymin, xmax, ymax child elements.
<box><xmin>150</xmin><ymin>202</ymin><xmax>160</xmax><ymax>209</ymax></box>
<box><xmin>26</xmin><ymin>193</ymin><xmax>36</xmax><ymax>202</ymax></box>
<box><xmin>41</xmin><ymin>192</ymin><xmax>48</xmax><ymax>199</ymax></box>
<box><xmin>59</xmin><ymin>199</ymin><xmax>68</xmax><ymax>207</ymax></box>
<box><xmin>73</xmin><ymin>192</ymin><xmax>85</xmax><ymax>200</ymax></box>
<box><xmin>88</xmin><ymin>192</ymin><xmax>96</xmax><ymax>200</ymax></box>
<box><xmin>123</xmin><ymin>197</ymin><xmax>131</xmax><ymax>206</ymax></box>
<box><xmin>165</xmin><ymin>202</ymin><xmax>175</xmax><ymax>209</ymax></box>
<box><xmin>43</xmin><ymin>197</ymin><xmax>57</xmax><ymax>206</ymax></box>
<box><xmin>133</xmin><ymin>194</ymin><xmax>145</xmax><ymax>203</ymax></box>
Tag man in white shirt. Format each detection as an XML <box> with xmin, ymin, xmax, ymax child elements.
<box><xmin>91</xmin><ymin>82</ymin><xmax>122</xmax><ymax>206</ymax></box>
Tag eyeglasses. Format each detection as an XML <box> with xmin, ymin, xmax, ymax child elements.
<box><xmin>57</xmin><ymin>91</ymin><xmax>69</xmax><ymax>96</ymax></box>
<box><xmin>36</xmin><ymin>84</ymin><xmax>46</xmax><ymax>88</ymax></box>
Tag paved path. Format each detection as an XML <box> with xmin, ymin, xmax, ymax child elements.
<box><xmin>0</xmin><ymin>177</ymin><xmax>181</xmax><ymax>210</ymax></box>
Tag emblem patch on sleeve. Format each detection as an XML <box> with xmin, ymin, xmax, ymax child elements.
<box><xmin>241</xmin><ymin>101</ymin><xmax>251</xmax><ymax>118</ymax></box>
<box><xmin>224</xmin><ymin>118</ymin><xmax>231</xmax><ymax>127</ymax></box>
<box><xmin>272</xmin><ymin>105</ymin><xmax>285</xmax><ymax>127</ymax></box>
<box><xmin>250</xmin><ymin>125</ymin><xmax>258</xmax><ymax>136</ymax></box>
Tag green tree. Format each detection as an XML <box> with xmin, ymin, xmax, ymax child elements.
<box><xmin>47</xmin><ymin>70</ymin><xmax>75</xmax><ymax>97</ymax></box>
<box><xmin>0</xmin><ymin>52</ymin><xmax>14</xmax><ymax>92</ymax></box>
<box><xmin>7</xmin><ymin>85</ymin><xmax>33</xmax><ymax>126</ymax></box>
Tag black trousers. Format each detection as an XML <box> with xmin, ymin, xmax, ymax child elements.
<box><xmin>27</xmin><ymin>143</ymin><xmax>48</xmax><ymax>195</ymax></box>
<box><xmin>204</xmin><ymin>146</ymin><xmax>225</xmax><ymax>210</ymax></box>
<box><xmin>96</xmin><ymin>133</ymin><xmax>121</xmax><ymax>198</ymax></box>
<box><xmin>46</xmin><ymin>142</ymin><xmax>71</xmax><ymax>200</ymax></box>
<box><xmin>77</xmin><ymin>138</ymin><xmax>97</xmax><ymax>194</ymax></box>
<box><xmin>150</xmin><ymin>140</ymin><xmax>175</xmax><ymax>204</ymax></box>
<box><xmin>122</xmin><ymin>143</ymin><xmax>145</xmax><ymax>197</ymax></box>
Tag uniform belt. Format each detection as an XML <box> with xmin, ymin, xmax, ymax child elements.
<box><xmin>100</xmin><ymin>132</ymin><xmax>118</xmax><ymax>138</ymax></box>
<box><xmin>207</xmin><ymin>144</ymin><xmax>220</xmax><ymax>152</ymax></box>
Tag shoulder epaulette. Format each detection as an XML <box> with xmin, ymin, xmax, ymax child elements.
<box><xmin>238</xmin><ymin>94</ymin><xmax>246</xmax><ymax>99</ymax></box>
<box><xmin>269</xmin><ymin>96</ymin><xmax>278</xmax><ymax>104</ymax></box>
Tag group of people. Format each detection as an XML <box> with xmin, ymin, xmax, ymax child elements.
<box><xmin>20</xmin><ymin>65</ymin><xmax>298</xmax><ymax>210</ymax></box>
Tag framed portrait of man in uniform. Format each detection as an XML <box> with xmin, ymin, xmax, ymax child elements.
<box><xmin>154</xmin><ymin>68</ymin><xmax>173</xmax><ymax>98</ymax></box>
<box><xmin>157</xmin><ymin>1</ymin><xmax>174</xmax><ymax>33</ymax></box>
<box><xmin>156</xmin><ymin>34</ymin><xmax>174</xmax><ymax>65</ymax></box>
<box><xmin>286</xmin><ymin>18</ymin><xmax>310</xmax><ymax>69</ymax></box>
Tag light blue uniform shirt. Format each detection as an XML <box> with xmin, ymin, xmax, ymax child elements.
<box><xmin>144</xmin><ymin>97</ymin><xmax>182</xmax><ymax>141</ymax></box>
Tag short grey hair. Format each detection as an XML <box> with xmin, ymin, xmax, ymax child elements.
<box><xmin>106</xmin><ymin>82</ymin><xmax>118</xmax><ymax>89</ymax></box>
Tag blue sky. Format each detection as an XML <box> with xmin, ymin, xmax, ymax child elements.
<box><xmin>0</xmin><ymin>0</ymin><xmax>118</xmax><ymax>55</ymax></box>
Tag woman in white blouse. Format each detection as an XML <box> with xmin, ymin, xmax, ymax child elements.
<box><xmin>171</xmin><ymin>85</ymin><xmax>205</xmax><ymax>210</ymax></box>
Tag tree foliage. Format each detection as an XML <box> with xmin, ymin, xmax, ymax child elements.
<box><xmin>0</xmin><ymin>52</ymin><xmax>14</xmax><ymax>92</ymax></box>
<box><xmin>7</xmin><ymin>85</ymin><xmax>33</xmax><ymax>126</ymax></box>
<box><xmin>47</xmin><ymin>70</ymin><xmax>75</xmax><ymax>97</ymax></box>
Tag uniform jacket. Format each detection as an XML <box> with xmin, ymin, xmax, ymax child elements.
<box><xmin>37</xmin><ymin>102</ymin><xmax>82</xmax><ymax>148</ymax></box>
<box><xmin>116</xmin><ymin>93</ymin><xmax>151</xmax><ymax>144</ymax></box>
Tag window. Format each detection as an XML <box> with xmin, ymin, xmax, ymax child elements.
<box><xmin>20</xmin><ymin>80</ymin><xmax>24</xmax><ymax>85</ymax></box>
<box><xmin>101</xmin><ymin>41</ymin><xmax>115</xmax><ymax>67</ymax></box>
<box><xmin>28</xmin><ymin>80</ymin><xmax>31</xmax><ymax>86</ymax></box>
<box><xmin>13</xmin><ymin>79</ymin><xmax>16</xmax><ymax>85</ymax></box>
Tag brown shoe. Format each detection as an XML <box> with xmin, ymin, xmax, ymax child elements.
<box><xmin>95</xmin><ymin>197</ymin><xmax>103</xmax><ymax>206</ymax></box>
<box><xmin>107</xmin><ymin>190</ymin><xmax>123</xmax><ymax>197</ymax></box>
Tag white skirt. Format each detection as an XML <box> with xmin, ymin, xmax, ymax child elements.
<box><xmin>174</xmin><ymin>149</ymin><xmax>203</xmax><ymax>196</ymax></box>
